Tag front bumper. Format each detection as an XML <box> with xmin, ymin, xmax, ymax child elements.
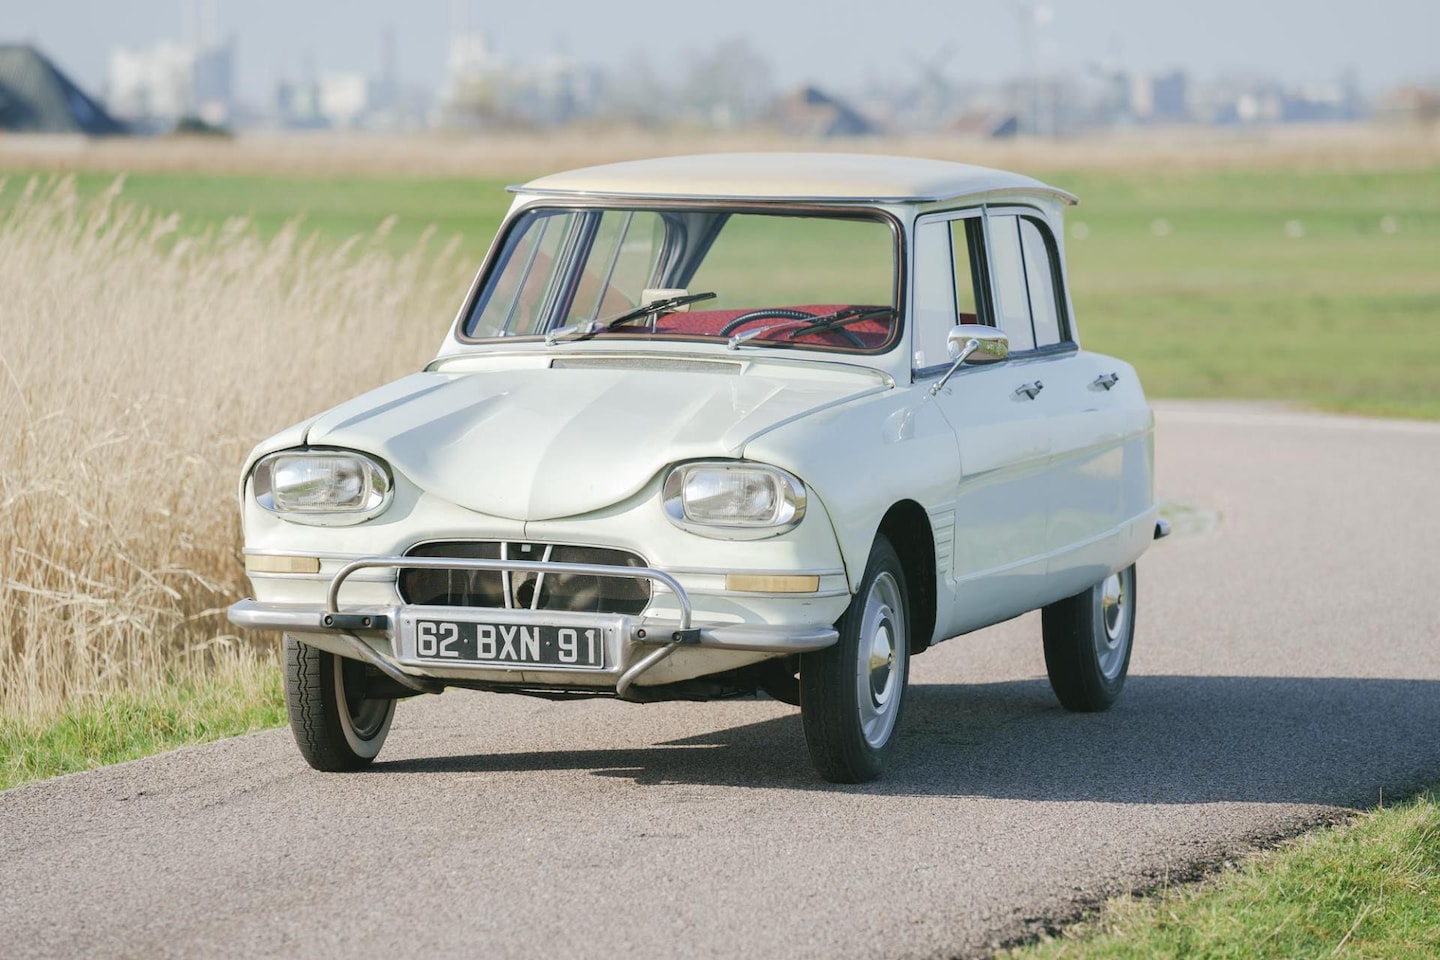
<box><xmin>228</xmin><ymin>554</ymin><xmax>840</xmax><ymax>700</ymax></box>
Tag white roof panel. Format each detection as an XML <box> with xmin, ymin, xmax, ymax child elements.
<box><xmin>511</xmin><ymin>153</ymin><xmax>1077</xmax><ymax>205</ymax></box>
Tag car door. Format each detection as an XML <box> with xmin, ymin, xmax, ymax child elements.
<box><xmin>912</xmin><ymin>211</ymin><xmax>1054</xmax><ymax>636</ymax></box>
<box><xmin>985</xmin><ymin>209</ymin><xmax>1144</xmax><ymax>600</ymax></box>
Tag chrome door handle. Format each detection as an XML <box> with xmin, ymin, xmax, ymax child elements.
<box><xmin>1015</xmin><ymin>380</ymin><xmax>1044</xmax><ymax>400</ymax></box>
<box><xmin>1093</xmin><ymin>372</ymin><xmax>1120</xmax><ymax>391</ymax></box>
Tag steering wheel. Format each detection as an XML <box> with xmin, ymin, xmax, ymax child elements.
<box><xmin>719</xmin><ymin>308</ymin><xmax>817</xmax><ymax>337</ymax></box>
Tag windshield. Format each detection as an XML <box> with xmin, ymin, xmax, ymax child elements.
<box><xmin>462</xmin><ymin>207</ymin><xmax>899</xmax><ymax>352</ymax></box>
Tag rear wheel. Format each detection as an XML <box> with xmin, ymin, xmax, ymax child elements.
<box><xmin>800</xmin><ymin>536</ymin><xmax>910</xmax><ymax>783</ymax></box>
<box><xmin>1042</xmin><ymin>564</ymin><xmax>1136</xmax><ymax>711</ymax></box>
<box><xmin>284</xmin><ymin>635</ymin><xmax>396</xmax><ymax>771</ymax></box>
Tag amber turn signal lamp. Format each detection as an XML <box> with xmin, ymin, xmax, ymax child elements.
<box><xmin>725</xmin><ymin>574</ymin><xmax>820</xmax><ymax>593</ymax></box>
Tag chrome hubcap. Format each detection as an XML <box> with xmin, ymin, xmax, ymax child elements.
<box><xmin>855</xmin><ymin>571</ymin><xmax>905</xmax><ymax>748</ymax></box>
<box><xmin>1094</xmin><ymin>569</ymin><xmax>1130</xmax><ymax>680</ymax></box>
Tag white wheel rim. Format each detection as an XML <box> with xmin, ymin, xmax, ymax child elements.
<box><xmin>855</xmin><ymin>571</ymin><xmax>905</xmax><ymax>748</ymax></box>
<box><xmin>1094</xmin><ymin>569</ymin><xmax>1131</xmax><ymax>681</ymax></box>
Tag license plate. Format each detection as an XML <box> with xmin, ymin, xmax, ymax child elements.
<box><xmin>410</xmin><ymin>618</ymin><xmax>607</xmax><ymax>669</ymax></box>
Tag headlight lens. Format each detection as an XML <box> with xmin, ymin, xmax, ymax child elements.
<box><xmin>663</xmin><ymin>462</ymin><xmax>806</xmax><ymax>538</ymax></box>
<box><xmin>252</xmin><ymin>450</ymin><xmax>392</xmax><ymax>525</ymax></box>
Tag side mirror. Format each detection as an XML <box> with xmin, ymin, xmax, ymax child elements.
<box><xmin>946</xmin><ymin>324</ymin><xmax>1009</xmax><ymax>364</ymax></box>
<box><xmin>932</xmin><ymin>325</ymin><xmax>1008</xmax><ymax>395</ymax></box>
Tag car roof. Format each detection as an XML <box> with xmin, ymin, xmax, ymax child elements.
<box><xmin>510</xmin><ymin>153</ymin><xmax>1078</xmax><ymax>206</ymax></box>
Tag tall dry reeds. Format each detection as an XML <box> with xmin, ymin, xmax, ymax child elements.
<box><xmin>0</xmin><ymin>176</ymin><xmax>474</xmax><ymax>720</ymax></box>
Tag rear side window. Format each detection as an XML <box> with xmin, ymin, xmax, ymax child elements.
<box><xmin>986</xmin><ymin>212</ymin><xmax>1068</xmax><ymax>352</ymax></box>
<box><xmin>1020</xmin><ymin>218</ymin><xmax>1063</xmax><ymax>347</ymax></box>
<box><xmin>988</xmin><ymin>215</ymin><xmax>1035</xmax><ymax>352</ymax></box>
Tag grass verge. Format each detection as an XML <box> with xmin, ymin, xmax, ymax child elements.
<box><xmin>1006</xmin><ymin>790</ymin><xmax>1440</xmax><ymax>959</ymax></box>
<box><xmin>0</xmin><ymin>653</ymin><xmax>284</xmax><ymax>792</ymax></box>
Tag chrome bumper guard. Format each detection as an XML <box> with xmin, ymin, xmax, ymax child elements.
<box><xmin>228</xmin><ymin>555</ymin><xmax>839</xmax><ymax>700</ymax></box>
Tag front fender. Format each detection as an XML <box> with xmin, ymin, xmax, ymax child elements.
<box><xmin>742</xmin><ymin>384</ymin><xmax>958</xmax><ymax>592</ymax></box>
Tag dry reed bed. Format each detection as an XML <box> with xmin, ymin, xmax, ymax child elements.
<box><xmin>0</xmin><ymin>177</ymin><xmax>474</xmax><ymax>720</ymax></box>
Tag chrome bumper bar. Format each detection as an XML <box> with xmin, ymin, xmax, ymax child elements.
<box><xmin>228</xmin><ymin>554</ymin><xmax>839</xmax><ymax>699</ymax></box>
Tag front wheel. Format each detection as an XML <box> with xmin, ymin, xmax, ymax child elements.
<box><xmin>1042</xmin><ymin>564</ymin><xmax>1136</xmax><ymax>712</ymax></box>
<box><xmin>284</xmin><ymin>636</ymin><xmax>396</xmax><ymax>771</ymax></box>
<box><xmin>800</xmin><ymin>536</ymin><xmax>911</xmax><ymax>783</ymax></box>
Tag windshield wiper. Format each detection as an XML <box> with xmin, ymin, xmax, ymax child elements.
<box><xmin>784</xmin><ymin>305</ymin><xmax>895</xmax><ymax>339</ymax></box>
<box><xmin>546</xmin><ymin>292</ymin><xmax>717</xmax><ymax>344</ymax></box>
<box><xmin>727</xmin><ymin>305</ymin><xmax>895</xmax><ymax>349</ymax></box>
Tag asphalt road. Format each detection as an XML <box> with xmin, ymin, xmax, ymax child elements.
<box><xmin>3</xmin><ymin>401</ymin><xmax>1439</xmax><ymax>959</ymax></box>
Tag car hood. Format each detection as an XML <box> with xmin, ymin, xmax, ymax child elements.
<box><xmin>301</xmin><ymin>363</ymin><xmax>888</xmax><ymax>521</ymax></box>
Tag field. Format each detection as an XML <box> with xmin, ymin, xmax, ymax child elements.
<box><xmin>1</xmin><ymin>128</ymin><xmax>1437</xmax><ymax>776</ymax></box>
<box><xmin>10</xmin><ymin>144</ymin><xmax>1437</xmax><ymax>417</ymax></box>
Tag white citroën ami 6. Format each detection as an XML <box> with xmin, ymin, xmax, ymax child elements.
<box><xmin>229</xmin><ymin>154</ymin><xmax>1167</xmax><ymax>784</ymax></box>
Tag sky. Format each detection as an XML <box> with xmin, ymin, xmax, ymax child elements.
<box><xmin>3</xmin><ymin>0</ymin><xmax>1435</xmax><ymax>105</ymax></box>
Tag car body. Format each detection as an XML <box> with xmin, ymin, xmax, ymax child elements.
<box><xmin>229</xmin><ymin>153</ymin><xmax>1164</xmax><ymax>783</ymax></box>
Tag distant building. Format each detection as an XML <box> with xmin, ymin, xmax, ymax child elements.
<box><xmin>0</xmin><ymin>44</ymin><xmax>126</xmax><ymax>135</ymax></box>
<box><xmin>441</xmin><ymin>31</ymin><xmax>514</xmax><ymax>128</ymax></box>
<box><xmin>319</xmin><ymin>74</ymin><xmax>370</xmax><ymax>128</ymax></box>
<box><xmin>1131</xmin><ymin>70</ymin><xmax>1190</xmax><ymax>124</ymax></box>
<box><xmin>770</xmin><ymin>86</ymin><xmax>876</xmax><ymax>137</ymax></box>
<box><xmin>274</xmin><ymin>79</ymin><xmax>320</xmax><ymax>128</ymax></box>
<box><xmin>1280</xmin><ymin>80</ymin><xmax>1361</xmax><ymax>123</ymax></box>
<box><xmin>108</xmin><ymin>38</ymin><xmax>235</xmax><ymax>127</ymax></box>
<box><xmin>949</xmin><ymin>108</ymin><xmax>1020</xmax><ymax>139</ymax></box>
<box><xmin>441</xmin><ymin>31</ymin><xmax>603</xmax><ymax>129</ymax></box>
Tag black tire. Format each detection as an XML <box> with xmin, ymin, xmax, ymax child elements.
<box><xmin>1042</xmin><ymin>564</ymin><xmax>1136</xmax><ymax>712</ymax></box>
<box><xmin>756</xmin><ymin>657</ymin><xmax>801</xmax><ymax>706</ymax></box>
<box><xmin>800</xmin><ymin>535</ymin><xmax>911</xmax><ymax>783</ymax></box>
<box><xmin>284</xmin><ymin>635</ymin><xmax>396</xmax><ymax>771</ymax></box>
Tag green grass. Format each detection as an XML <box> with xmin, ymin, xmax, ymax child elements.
<box><xmin>0</xmin><ymin>170</ymin><xmax>512</xmax><ymax>257</ymax></box>
<box><xmin>10</xmin><ymin>163</ymin><xmax>1434</xmax><ymax>417</ymax></box>
<box><xmin>0</xmin><ymin>664</ymin><xmax>285</xmax><ymax>791</ymax></box>
<box><xmin>1058</xmin><ymin>168</ymin><xmax>1440</xmax><ymax>419</ymax></box>
<box><xmin>1008</xmin><ymin>790</ymin><xmax>1440</xmax><ymax>959</ymax></box>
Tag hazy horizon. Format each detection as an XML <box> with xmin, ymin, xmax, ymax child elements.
<box><xmin>3</xmin><ymin>0</ymin><xmax>1435</xmax><ymax>106</ymax></box>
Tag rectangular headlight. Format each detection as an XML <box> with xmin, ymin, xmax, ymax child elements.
<box><xmin>663</xmin><ymin>462</ymin><xmax>806</xmax><ymax>539</ymax></box>
<box><xmin>683</xmin><ymin>468</ymin><xmax>782</xmax><ymax>523</ymax></box>
<box><xmin>252</xmin><ymin>450</ymin><xmax>392</xmax><ymax>525</ymax></box>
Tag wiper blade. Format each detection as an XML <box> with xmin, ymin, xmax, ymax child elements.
<box><xmin>546</xmin><ymin>292</ymin><xmax>716</xmax><ymax>344</ymax></box>
<box><xmin>603</xmin><ymin>291</ymin><xmax>717</xmax><ymax>330</ymax></box>
<box><xmin>727</xmin><ymin>306</ymin><xmax>894</xmax><ymax>349</ymax></box>
<box><xmin>784</xmin><ymin>305</ymin><xmax>895</xmax><ymax>339</ymax></box>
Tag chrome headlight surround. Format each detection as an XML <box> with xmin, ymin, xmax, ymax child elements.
<box><xmin>662</xmin><ymin>461</ymin><xmax>807</xmax><ymax>540</ymax></box>
<box><xmin>251</xmin><ymin>449</ymin><xmax>393</xmax><ymax>527</ymax></box>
